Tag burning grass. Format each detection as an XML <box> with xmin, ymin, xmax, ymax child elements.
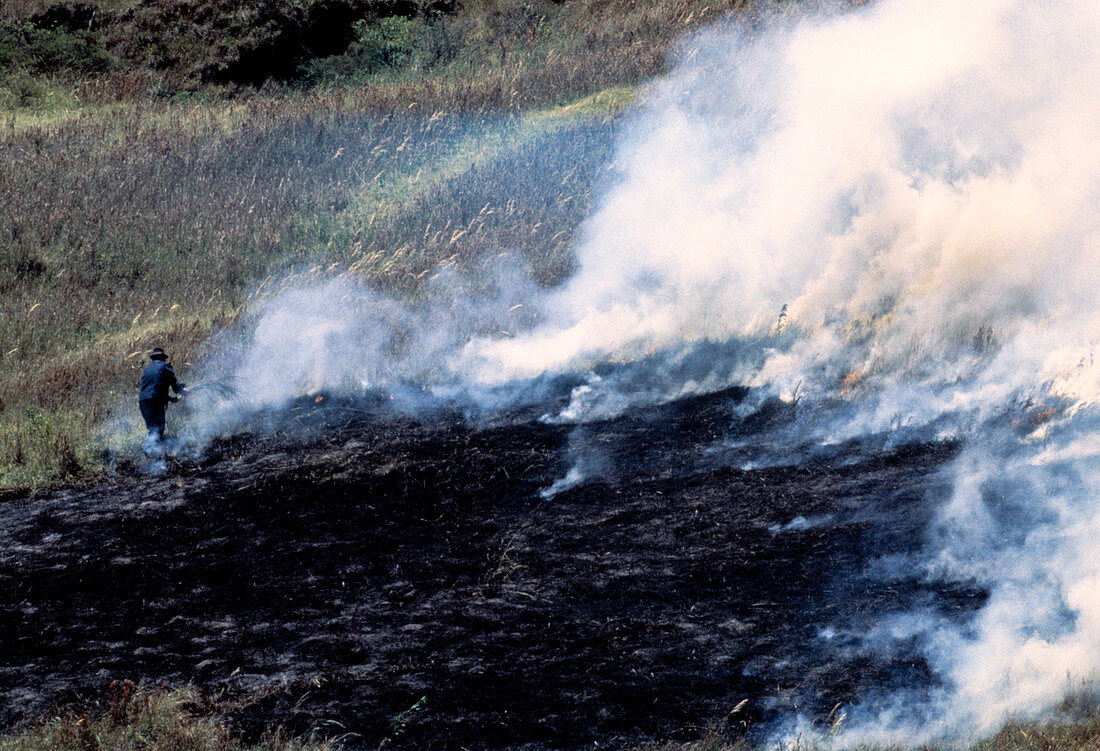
<box><xmin>646</xmin><ymin>716</ymin><xmax>1100</xmax><ymax>750</ymax></box>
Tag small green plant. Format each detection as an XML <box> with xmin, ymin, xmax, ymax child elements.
<box><xmin>382</xmin><ymin>694</ymin><xmax>428</xmax><ymax>745</ymax></box>
<box><xmin>302</xmin><ymin>16</ymin><xmax>429</xmax><ymax>83</ymax></box>
<box><xmin>1</xmin><ymin>74</ymin><xmax>47</xmax><ymax>106</ymax></box>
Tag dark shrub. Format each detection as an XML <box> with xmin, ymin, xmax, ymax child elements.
<box><xmin>29</xmin><ymin>2</ymin><xmax>101</xmax><ymax>32</ymax></box>
<box><xmin>300</xmin><ymin>16</ymin><xmax>428</xmax><ymax>82</ymax></box>
<box><xmin>0</xmin><ymin>21</ymin><xmax>113</xmax><ymax>73</ymax></box>
<box><xmin>112</xmin><ymin>0</ymin><xmax>444</xmax><ymax>87</ymax></box>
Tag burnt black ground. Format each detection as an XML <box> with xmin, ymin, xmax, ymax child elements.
<box><xmin>0</xmin><ymin>387</ymin><xmax>985</xmax><ymax>748</ymax></box>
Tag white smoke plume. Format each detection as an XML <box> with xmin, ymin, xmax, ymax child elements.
<box><xmin>465</xmin><ymin>0</ymin><xmax>1100</xmax><ymax>741</ymax></box>
<box><xmin>189</xmin><ymin>0</ymin><xmax>1100</xmax><ymax>742</ymax></box>
<box><xmin>463</xmin><ymin>0</ymin><xmax>1100</xmax><ymax>409</ymax></box>
<box><xmin>500</xmin><ymin>0</ymin><xmax>1100</xmax><ymax>744</ymax></box>
<box><xmin>187</xmin><ymin>257</ymin><xmax>547</xmax><ymax>436</ymax></box>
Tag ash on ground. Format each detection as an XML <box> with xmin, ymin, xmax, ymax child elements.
<box><xmin>0</xmin><ymin>386</ymin><xmax>982</xmax><ymax>748</ymax></box>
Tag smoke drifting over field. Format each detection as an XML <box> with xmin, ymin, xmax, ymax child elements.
<box><xmin>189</xmin><ymin>0</ymin><xmax>1100</xmax><ymax>743</ymax></box>
<box><xmin>610</xmin><ymin>0</ymin><xmax>1100</xmax><ymax>743</ymax></box>
<box><xmin>467</xmin><ymin>0</ymin><xmax>1100</xmax><ymax>404</ymax></box>
<box><xmin>465</xmin><ymin>0</ymin><xmax>1100</xmax><ymax>740</ymax></box>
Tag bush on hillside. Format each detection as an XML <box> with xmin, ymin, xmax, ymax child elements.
<box><xmin>109</xmin><ymin>0</ymin><xmax>455</xmax><ymax>88</ymax></box>
<box><xmin>29</xmin><ymin>2</ymin><xmax>101</xmax><ymax>32</ymax></box>
<box><xmin>300</xmin><ymin>16</ymin><xmax>430</xmax><ymax>82</ymax></box>
<box><xmin>0</xmin><ymin>21</ymin><xmax>113</xmax><ymax>73</ymax></box>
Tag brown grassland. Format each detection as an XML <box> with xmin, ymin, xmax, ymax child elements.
<box><xmin>0</xmin><ymin>685</ymin><xmax>340</xmax><ymax>751</ymax></box>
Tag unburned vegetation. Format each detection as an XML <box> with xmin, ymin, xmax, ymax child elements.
<box><xmin>0</xmin><ymin>0</ymin><xmax>748</xmax><ymax>102</ymax></box>
<box><xmin>0</xmin><ymin>684</ymin><xmax>338</xmax><ymax>751</ymax></box>
<box><xmin>0</xmin><ymin>90</ymin><xmax>621</xmax><ymax>487</ymax></box>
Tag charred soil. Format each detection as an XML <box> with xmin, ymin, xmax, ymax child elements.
<box><xmin>0</xmin><ymin>388</ymin><xmax>983</xmax><ymax>748</ymax></box>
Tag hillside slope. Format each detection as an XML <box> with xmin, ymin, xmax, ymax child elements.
<box><xmin>0</xmin><ymin>0</ymin><xmax>780</xmax><ymax>489</ymax></box>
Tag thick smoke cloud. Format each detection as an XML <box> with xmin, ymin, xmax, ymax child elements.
<box><xmin>518</xmin><ymin>0</ymin><xmax>1100</xmax><ymax>744</ymax></box>
<box><xmin>187</xmin><ymin>258</ymin><xmax>546</xmax><ymax>437</ymax></box>
<box><xmin>476</xmin><ymin>0</ymin><xmax>1100</xmax><ymax>741</ymax></box>
<box><xmin>463</xmin><ymin>0</ymin><xmax>1100</xmax><ymax>412</ymax></box>
<box><xmin>189</xmin><ymin>0</ymin><xmax>1100</xmax><ymax>742</ymax></box>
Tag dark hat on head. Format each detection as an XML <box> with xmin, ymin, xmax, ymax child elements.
<box><xmin>149</xmin><ymin>347</ymin><xmax>168</xmax><ymax>360</ymax></box>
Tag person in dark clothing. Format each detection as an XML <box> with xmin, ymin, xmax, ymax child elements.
<box><xmin>138</xmin><ymin>347</ymin><xmax>186</xmax><ymax>445</ymax></box>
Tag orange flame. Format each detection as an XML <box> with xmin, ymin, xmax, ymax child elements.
<box><xmin>838</xmin><ymin>371</ymin><xmax>864</xmax><ymax>396</ymax></box>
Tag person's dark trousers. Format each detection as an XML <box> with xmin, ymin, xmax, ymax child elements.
<box><xmin>139</xmin><ymin>398</ymin><xmax>167</xmax><ymax>440</ymax></box>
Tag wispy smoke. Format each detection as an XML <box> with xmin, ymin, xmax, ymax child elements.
<box><xmin>187</xmin><ymin>257</ymin><xmax>547</xmax><ymax>436</ymax></box>
<box><xmin>539</xmin><ymin>426</ymin><xmax>612</xmax><ymax>498</ymax></box>
<box><xmin>187</xmin><ymin>0</ymin><xmax>1100</xmax><ymax>741</ymax></box>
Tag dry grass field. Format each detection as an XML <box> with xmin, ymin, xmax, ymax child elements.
<box><xmin>0</xmin><ymin>0</ymin><xmax>780</xmax><ymax>489</ymax></box>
